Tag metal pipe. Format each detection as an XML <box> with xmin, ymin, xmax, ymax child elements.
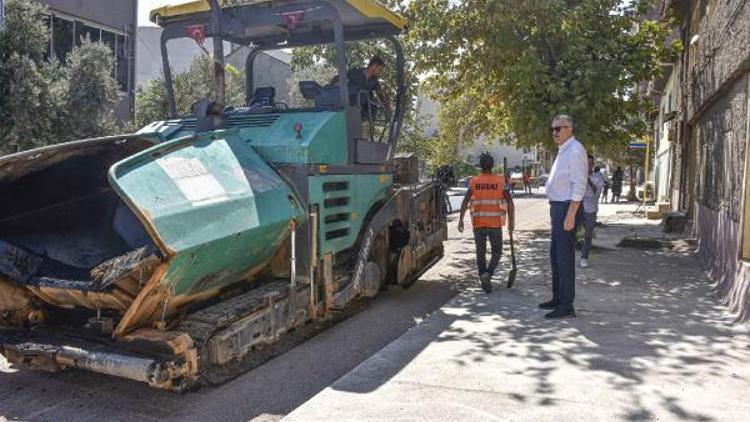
<box><xmin>160</xmin><ymin>31</ymin><xmax>177</xmax><ymax>118</ymax></box>
<box><xmin>331</xmin><ymin>15</ymin><xmax>348</xmax><ymax>109</ymax></box>
<box><xmin>208</xmin><ymin>0</ymin><xmax>226</xmax><ymax>106</ymax></box>
<box><xmin>244</xmin><ymin>47</ymin><xmax>261</xmax><ymax>105</ymax></box>
<box><xmin>56</xmin><ymin>346</ymin><xmax>167</xmax><ymax>385</ymax></box>
<box><xmin>290</xmin><ymin>220</ymin><xmax>297</xmax><ymax>287</ymax></box>
<box><xmin>310</xmin><ymin>211</ymin><xmax>318</xmax><ymax>313</ymax></box>
<box><xmin>386</xmin><ymin>36</ymin><xmax>406</xmax><ymax>160</ymax></box>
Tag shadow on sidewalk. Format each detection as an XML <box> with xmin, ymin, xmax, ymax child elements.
<box><xmin>328</xmin><ymin>228</ymin><xmax>743</xmax><ymax>421</ymax></box>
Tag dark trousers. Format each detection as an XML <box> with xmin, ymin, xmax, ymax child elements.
<box><xmin>580</xmin><ymin>212</ymin><xmax>597</xmax><ymax>259</ymax></box>
<box><xmin>524</xmin><ymin>182</ymin><xmax>532</xmax><ymax>194</ymax></box>
<box><xmin>474</xmin><ymin>227</ymin><xmax>502</xmax><ymax>276</ymax></box>
<box><xmin>550</xmin><ymin>201</ymin><xmax>576</xmax><ymax>310</ymax></box>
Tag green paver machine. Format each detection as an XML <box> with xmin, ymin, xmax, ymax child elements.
<box><xmin>0</xmin><ymin>0</ymin><xmax>446</xmax><ymax>391</ymax></box>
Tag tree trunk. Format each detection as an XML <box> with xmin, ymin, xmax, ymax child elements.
<box><xmin>627</xmin><ymin>167</ymin><xmax>638</xmax><ymax>201</ymax></box>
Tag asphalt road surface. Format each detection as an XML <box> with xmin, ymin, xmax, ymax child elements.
<box><xmin>0</xmin><ymin>194</ymin><xmax>549</xmax><ymax>422</ymax></box>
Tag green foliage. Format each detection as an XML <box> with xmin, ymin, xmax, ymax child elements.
<box><xmin>60</xmin><ymin>39</ymin><xmax>120</xmax><ymax>139</ymax></box>
<box><xmin>0</xmin><ymin>0</ymin><xmax>48</xmax><ymax>60</ymax></box>
<box><xmin>408</xmin><ymin>0</ymin><xmax>677</xmax><ymax>157</ymax></box>
<box><xmin>0</xmin><ymin>0</ymin><xmax>56</xmax><ymax>152</ymax></box>
<box><xmin>395</xmin><ymin>108</ymin><xmax>434</xmax><ymax>164</ymax></box>
<box><xmin>0</xmin><ymin>0</ymin><xmax>123</xmax><ymax>153</ymax></box>
<box><xmin>134</xmin><ymin>54</ymin><xmax>246</xmax><ymax>128</ymax></box>
<box><xmin>286</xmin><ymin>64</ymin><xmax>336</xmax><ymax>108</ymax></box>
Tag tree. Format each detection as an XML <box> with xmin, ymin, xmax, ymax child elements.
<box><xmin>0</xmin><ymin>0</ymin><xmax>123</xmax><ymax>153</ymax></box>
<box><xmin>407</xmin><ymin>0</ymin><xmax>678</xmax><ymax>153</ymax></box>
<box><xmin>0</xmin><ymin>0</ymin><xmax>58</xmax><ymax>152</ymax></box>
<box><xmin>134</xmin><ymin>54</ymin><xmax>245</xmax><ymax>128</ymax></box>
<box><xmin>394</xmin><ymin>106</ymin><xmax>433</xmax><ymax>163</ymax></box>
<box><xmin>60</xmin><ymin>39</ymin><xmax>120</xmax><ymax>140</ymax></box>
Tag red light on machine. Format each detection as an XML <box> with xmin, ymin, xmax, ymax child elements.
<box><xmin>293</xmin><ymin>122</ymin><xmax>303</xmax><ymax>139</ymax></box>
<box><xmin>186</xmin><ymin>24</ymin><xmax>206</xmax><ymax>45</ymax></box>
<box><xmin>282</xmin><ymin>12</ymin><xmax>304</xmax><ymax>30</ymax></box>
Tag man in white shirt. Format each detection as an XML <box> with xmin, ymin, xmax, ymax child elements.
<box><xmin>579</xmin><ymin>156</ymin><xmax>604</xmax><ymax>268</ymax></box>
<box><xmin>540</xmin><ymin>115</ymin><xmax>588</xmax><ymax>319</ymax></box>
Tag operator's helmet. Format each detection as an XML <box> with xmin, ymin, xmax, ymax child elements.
<box><xmin>479</xmin><ymin>152</ymin><xmax>494</xmax><ymax>172</ymax></box>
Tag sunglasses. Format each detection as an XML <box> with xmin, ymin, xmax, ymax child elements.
<box><xmin>550</xmin><ymin>126</ymin><xmax>570</xmax><ymax>133</ymax></box>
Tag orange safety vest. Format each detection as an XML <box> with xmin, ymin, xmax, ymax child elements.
<box><xmin>469</xmin><ymin>173</ymin><xmax>507</xmax><ymax>228</ymax></box>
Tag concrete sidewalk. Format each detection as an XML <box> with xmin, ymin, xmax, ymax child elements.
<box><xmin>285</xmin><ymin>202</ymin><xmax>750</xmax><ymax>421</ymax></box>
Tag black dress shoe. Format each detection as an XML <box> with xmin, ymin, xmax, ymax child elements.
<box><xmin>545</xmin><ymin>308</ymin><xmax>576</xmax><ymax>319</ymax></box>
<box><xmin>480</xmin><ymin>273</ymin><xmax>492</xmax><ymax>293</ymax></box>
<box><xmin>538</xmin><ymin>300</ymin><xmax>559</xmax><ymax>310</ymax></box>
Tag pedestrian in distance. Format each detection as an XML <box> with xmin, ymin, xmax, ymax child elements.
<box><xmin>579</xmin><ymin>157</ymin><xmax>604</xmax><ymax>268</ymax></box>
<box><xmin>601</xmin><ymin>169</ymin><xmax>610</xmax><ymax>203</ymax></box>
<box><xmin>458</xmin><ymin>152</ymin><xmax>516</xmax><ymax>293</ymax></box>
<box><xmin>611</xmin><ymin>166</ymin><xmax>624</xmax><ymax>203</ymax></box>
<box><xmin>540</xmin><ymin>114</ymin><xmax>588</xmax><ymax>319</ymax></box>
<box><xmin>523</xmin><ymin>170</ymin><xmax>533</xmax><ymax>195</ymax></box>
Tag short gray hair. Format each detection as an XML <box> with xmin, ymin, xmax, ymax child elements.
<box><xmin>552</xmin><ymin>114</ymin><xmax>574</xmax><ymax>129</ymax></box>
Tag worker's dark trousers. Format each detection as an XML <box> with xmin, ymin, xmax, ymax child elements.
<box><xmin>474</xmin><ymin>227</ymin><xmax>502</xmax><ymax>277</ymax></box>
<box><xmin>549</xmin><ymin>201</ymin><xmax>576</xmax><ymax>310</ymax></box>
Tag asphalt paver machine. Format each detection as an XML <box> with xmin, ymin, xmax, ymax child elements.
<box><xmin>0</xmin><ymin>0</ymin><xmax>446</xmax><ymax>391</ymax></box>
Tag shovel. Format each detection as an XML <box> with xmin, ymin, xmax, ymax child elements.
<box><xmin>502</xmin><ymin>156</ymin><xmax>518</xmax><ymax>289</ymax></box>
<box><xmin>507</xmin><ymin>228</ymin><xmax>518</xmax><ymax>289</ymax></box>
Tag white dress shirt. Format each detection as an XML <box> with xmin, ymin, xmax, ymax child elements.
<box><xmin>582</xmin><ymin>172</ymin><xmax>604</xmax><ymax>213</ymax></box>
<box><xmin>545</xmin><ymin>137</ymin><xmax>588</xmax><ymax>202</ymax></box>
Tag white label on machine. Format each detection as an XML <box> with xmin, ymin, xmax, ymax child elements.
<box><xmin>158</xmin><ymin>156</ymin><xmax>229</xmax><ymax>206</ymax></box>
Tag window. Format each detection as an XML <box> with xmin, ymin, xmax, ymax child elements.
<box><xmin>46</xmin><ymin>15</ymin><xmax>129</xmax><ymax>93</ymax></box>
<box><xmin>101</xmin><ymin>30</ymin><xmax>116</xmax><ymax>79</ymax></box>
<box><xmin>101</xmin><ymin>30</ymin><xmax>116</xmax><ymax>52</ymax></box>
<box><xmin>43</xmin><ymin>15</ymin><xmax>52</xmax><ymax>61</ymax></box>
<box><xmin>52</xmin><ymin>16</ymin><xmax>74</xmax><ymax>63</ymax></box>
<box><xmin>116</xmin><ymin>34</ymin><xmax>129</xmax><ymax>92</ymax></box>
<box><xmin>75</xmin><ymin>21</ymin><xmax>100</xmax><ymax>45</ymax></box>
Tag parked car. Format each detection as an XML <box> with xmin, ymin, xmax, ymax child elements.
<box><xmin>510</xmin><ymin>172</ymin><xmax>523</xmax><ymax>190</ymax></box>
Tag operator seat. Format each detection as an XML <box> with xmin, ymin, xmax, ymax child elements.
<box><xmin>299</xmin><ymin>80</ymin><xmax>341</xmax><ymax>108</ymax></box>
<box><xmin>248</xmin><ymin>86</ymin><xmax>276</xmax><ymax>107</ymax></box>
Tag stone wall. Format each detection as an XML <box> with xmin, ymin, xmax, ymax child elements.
<box><xmin>695</xmin><ymin>201</ymin><xmax>750</xmax><ymax>320</ymax></box>
<box><xmin>694</xmin><ymin>77</ymin><xmax>748</xmax><ymax>220</ymax></box>
<box><xmin>687</xmin><ymin>0</ymin><xmax>750</xmax><ymax>319</ymax></box>
<box><xmin>688</xmin><ymin>1</ymin><xmax>750</xmax><ymax>117</ymax></box>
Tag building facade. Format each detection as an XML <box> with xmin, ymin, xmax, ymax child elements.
<box><xmin>40</xmin><ymin>0</ymin><xmax>137</xmax><ymax>121</ymax></box>
<box><xmin>648</xmin><ymin>0</ymin><xmax>750</xmax><ymax>319</ymax></box>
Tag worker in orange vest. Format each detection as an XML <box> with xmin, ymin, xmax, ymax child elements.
<box><xmin>458</xmin><ymin>152</ymin><xmax>515</xmax><ymax>293</ymax></box>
